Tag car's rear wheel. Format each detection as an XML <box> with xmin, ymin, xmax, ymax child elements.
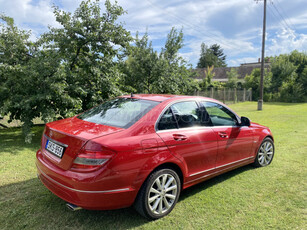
<box><xmin>253</xmin><ymin>137</ymin><xmax>275</xmax><ymax>167</ymax></box>
<box><xmin>134</xmin><ymin>168</ymin><xmax>181</xmax><ymax>220</ymax></box>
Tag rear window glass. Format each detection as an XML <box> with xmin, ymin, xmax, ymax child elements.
<box><xmin>77</xmin><ymin>98</ymin><xmax>159</xmax><ymax>129</ymax></box>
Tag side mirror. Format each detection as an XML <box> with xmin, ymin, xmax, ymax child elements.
<box><xmin>240</xmin><ymin>116</ymin><xmax>251</xmax><ymax>126</ymax></box>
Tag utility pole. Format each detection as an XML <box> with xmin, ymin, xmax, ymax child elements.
<box><xmin>257</xmin><ymin>0</ymin><xmax>267</xmax><ymax>111</ymax></box>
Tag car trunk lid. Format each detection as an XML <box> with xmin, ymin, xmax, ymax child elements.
<box><xmin>41</xmin><ymin>117</ymin><xmax>123</xmax><ymax>170</ymax></box>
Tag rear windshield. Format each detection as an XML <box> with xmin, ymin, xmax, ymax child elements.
<box><xmin>77</xmin><ymin>98</ymin><xmax>159</xmax><ymax>129</ymax></box>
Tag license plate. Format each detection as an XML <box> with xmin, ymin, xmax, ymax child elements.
<box><xmin>45</xmin><ymin>139</ymin><xmax>64</xmax><ymax>158</ymax></box>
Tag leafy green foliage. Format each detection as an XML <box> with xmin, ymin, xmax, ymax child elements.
<box><xmin>270</xmin><ymin>51</ymin><xmax>306</xmax><ymax>102</ymax></box>
<box><xmin>197</xmin><ymin>43</ymin><xmax>226</xmax><ymax>68</ymax></box>
<box><xmin>270</xmin><ymin>55</ymin><xmax>297</xmax><ymax>91</ymax></box>
<box><xmin>226</xmin><ymin>68</ymin><xmax>239</xmax><ymax>88</ymax></box>
<box><xmin>0</xmin><ymin>15</ymin><xmax>75</xmax><ymax>142</ymax></box>
<box><xmin>243</xmin><ymin>51</ymin><xmax>306</xmax><ymax>102</ymax></box>
<box><xmin>0</xmin><ymin>2</ymin><xmax>201</xmax><ymax>141</ymax></box>
<box><xmin>0</xmin><ymin>0</ymin><xmax>132</xmax><ymax>142</ymax></box>
<box><xmin>244</xmin><ymin>68</ymin><xmax>272</xmax><ymax>101</ymax></box>
<box><xmin>279</xmin><ymin>78</ymin><xmax>305</xmax><ymax>102</ymax></box>
<box><xmin>123</xmin><ymin>28</ymin><xmax>199</xmax><ymax>95</ymax></box>
<box><xmin>43</xmin><ymin>0</ymin><xmax>132</xmax><ymax>110</ymax></box>
<box><xmin>199</xmin><ymin>66</ymin><xmax>214</xmax><ymax>89</ymax></box>
<box><xmin>121</xmin><ymin>32</ymin><xmax>158</xmax><ymax>93</ymax></box>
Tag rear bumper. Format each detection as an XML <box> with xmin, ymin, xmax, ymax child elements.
<box><xmin>36</xmin><ymin>150</ymin><xmax>136</xmax><ymax>210</ymax></box>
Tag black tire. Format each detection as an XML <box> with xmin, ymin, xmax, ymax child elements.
<box><xmin>134</xmin><ymin>168</ymin><xmax>181</xmax><ymax>220</ymax></box>
<box><xmin>253</xmin><ymin>137</ymin><xmax>275</xmax><ymax>167</ymax></box>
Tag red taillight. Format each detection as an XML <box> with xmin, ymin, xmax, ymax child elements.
<box><xmin>71</xmin><ymin>141</ymin><xmax>115</xmax><ymax>172</ymax></box>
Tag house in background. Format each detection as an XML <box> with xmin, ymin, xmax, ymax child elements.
<box><xmin>193</xmin><ymin>59</ymin><xmax>271</xmax><ymax>85</ymax></box>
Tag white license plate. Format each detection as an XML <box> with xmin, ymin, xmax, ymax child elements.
<box><xmin>45</xmin><ymin>139</ymin><xmax>64</xmax><ymax>158</ymax></box>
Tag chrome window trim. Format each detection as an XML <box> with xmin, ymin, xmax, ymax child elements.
<box><xmin>155</xmin><ymin>98</ymin><xmax>200</xmax><ymax>132</ymax></box>
<box><xmin>37</xmin><ymin>164</ymin><xmax>130</xmax><ymax>194</ymax></box>
<box><xmin>155</xmin><ymin>98</ymin><xmax>242</xmax><ymax>132</ymax></box>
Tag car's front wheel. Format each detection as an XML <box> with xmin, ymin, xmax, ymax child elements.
<box><xmin>253</xmin><ymin>137</ymin><xmax>275</xmax><ymax>167</ymax></box>
<box><xmin>134</xmin><ymin>168</ymin><xmax>181</xmax><ymax>220</ymax></box>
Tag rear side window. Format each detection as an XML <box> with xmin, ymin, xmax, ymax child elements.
<box><xmin>157</xmin><ymin>101</ymin><xmax>210</xmax><ymax>130</ymax></box>
<box><xmin>78</xmin><ymin>98</ymin><xmax>158</xmax><ymax>129</ymax></box>
<box><xmin>171</xmin><ymin>101</ymin><xmax>201</xmax><ymax>128</ymax></box>
<box><xmin>200</xmin><ymin>101</ymin><xmax>238</xmax><ymax>126</ymax></box>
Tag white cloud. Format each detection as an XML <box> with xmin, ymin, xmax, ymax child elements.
<box><xmin>267</xmin><ymin>28</ymin><xmax>307</xmax><ymax>56</ymax></box>
<box><xmin>0</xmin><ymin>0</ymin><xmax>58</xmax><ymax>29</ymax></box>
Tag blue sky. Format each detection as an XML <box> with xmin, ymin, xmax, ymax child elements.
<box><xmin>1</xmin><ymin>0</ymin><xmax>306</xmax><ymax>67</ymax></box>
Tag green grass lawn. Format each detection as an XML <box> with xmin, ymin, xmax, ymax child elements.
<box><xmin>0</xmin><ymin>102</ymin><xmax>306</xmax><ymax>229</ymax></box>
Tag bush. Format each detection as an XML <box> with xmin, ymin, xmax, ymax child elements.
<box><xmin>279</xmin><ymin>80</ymin><xmax>305</xmax><ymax>102</ymax></box>
<box><xmin>244</xmin><ymin>68</ymin><xmax>272</xmax><ymax>101</ymax></box>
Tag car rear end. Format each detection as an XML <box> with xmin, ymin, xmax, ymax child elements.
<box><xmin>36</xmin><ymin>122</ymin><xmax>136</xmax><ymax>209</ymax></box>
<box><xmin>36</xmin><ymin>97</ymin><xmax>160</xmax><ymax>210</ymax></box>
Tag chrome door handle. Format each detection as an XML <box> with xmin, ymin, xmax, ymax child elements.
<box><xmin>173</xmin><ymin>134</ymin><xmax>187</xmax><ymax>141</ymax></box>
<box><xmin>218</xmin><ymin>132</ymin><xmax>228</xmax><ymax>138</ymax></box>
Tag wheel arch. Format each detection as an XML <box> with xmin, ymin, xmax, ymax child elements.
<box><xmin>133</xmin><ymin>160</ymin><xmax>185</xmax><ymax>204</ymax></box>
<box><xmin>265</xmin><ymin>135</ymin><xmax>274</xmax><ymax>142</ymax></box>
<box><xmin>151</xmin><ymin>162</ymin><xmax>184</xmax><ymax>190</ymax></box>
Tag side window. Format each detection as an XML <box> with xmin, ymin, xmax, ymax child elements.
<box><xmin>201</xmin><ymin>101</ymin><xmax>238</xmax><ymax>126</ymax></box>
<box><xmin>171</xmin><ymin>101</ymin><xmax>201</xmax><ymax>128</ymax></box>
<box><xmin>157</xmin><ymin>108</ymin><xmax>178</xmax><ymax>131</ymax></box>
<box><xmin>157</xmin><ymin>101</ymin><xmax>208</xmax><ymax>131</ymax></box>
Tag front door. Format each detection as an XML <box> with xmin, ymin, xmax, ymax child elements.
<box><xmin>200</xmin><ymin>101</ymin><xmax>254</xmax><ymax>168</ymax></box>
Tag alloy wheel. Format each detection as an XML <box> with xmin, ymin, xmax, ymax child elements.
<box><xmin>258</xmin><ymin>141</ymin><xmax>274</xmax><ymax>166</ymax></box>
<box><xmin>147</xmin><ymin>173</ymin><xmax>178</xmax><ymax>215</ymax></box>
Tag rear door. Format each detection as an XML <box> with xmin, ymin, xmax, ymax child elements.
<box><xmin>200</xmin><ymin>101</ymin><xmax>254</xmax><ymax>168</ymax></box>
<box><xmin>156</xmin><ymin>100</ymin><xmax>217</xmax><ymax>176</ymax></box>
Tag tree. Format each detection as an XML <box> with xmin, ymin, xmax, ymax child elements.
<box><xmin>0</xmin><ymin>15</ymin><xmax>78</xmax><ymax>141</ymax></box>
<box><xmin>270</xmin><ymin>51</ymin><xmax>306</xmax><ymax>102</ymax></box>
<box><xmin>123</xmin><ymin>27</ymin><xmax>199</xmax><ymax>95</ymax></box>
<box><xmin>244</xmin><ymin>68</ymin><xmax>272</xmax><ymax>101</ymax></box>
<box><xmin>197</xmin><ymin>43</ymin><xmax>226</xmax><ymax>68</ymax></box>
<box><xmin>210</xmin><ymin>44</ymin><xmax>226</xmax><ymax>67</ymax></box>
<box><xmin>200</xmin><ymin>66</ymin><xmax>214</xmax><ymax>89</ymax></box>
<box><xmin>0</xmin><ymin>0</ymin><xmax>132</xmax><ymax>141</ymax></box>
<box><xmin>44</xmin><ymin>0</ymin><xmax>132</xmax><ymax>111</ymax></box>
<box><xmin>271</xmin><ymin>55</ymin><xmax>297</xmax><ymax>91</ymax></box>
<box><xmin>279</xmin><ymin>78</ymin><xmax>304</xmax><ymax>102</ymax></box>
<box><xmin>299</xmin><ymin>66</ymin><xmax>307</xmax><ymax>96</ymax></box>
<box><xmin>155</xmin><ymin>28</ymin><xmax>198</xmax><ymax>94</ymax></box>
<box><xmin>226</xmin><ymin>68</ymin><xmax>239</xmax><ymax>88</ymax></box>
<box><xmin>122</xmin><ymin>32</ymin><xmax>158</xmax><ymax>93</ymax></box>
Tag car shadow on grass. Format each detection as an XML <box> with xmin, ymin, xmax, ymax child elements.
<box><xmin>0</xmin><ymin>177</ymin><xmax>150</xmax><ymax>230</ymax></box>
<box><xmin>0</xmin><ymin>165</ymin><xmax>256</xmax><ymax>229</ymax></box>
<box><xmin>179</xmin><ymin>164</ymin><xmax>255</xmax><ymax>201</ymax></box>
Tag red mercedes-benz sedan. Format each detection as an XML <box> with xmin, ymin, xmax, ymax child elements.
<box><xmin>36</xmin><ymin>94</ymin><xmax>274</xmax><ymax>219</ymax></box>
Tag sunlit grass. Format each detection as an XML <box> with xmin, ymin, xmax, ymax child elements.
<box><xmin>0</xmin><ymin>102</ymin><xmax>306</xmax><ymax>229</ymax></box>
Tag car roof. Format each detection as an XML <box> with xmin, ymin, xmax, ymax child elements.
<box><xmin>120</xmin><ymin>94</ymin><xmax>215</xmax><ymax>102</ymax></box>
<box><xmin>120</xmin><ymin>94</ymin><xmax>178</xmax><ymax>102</ymax></box>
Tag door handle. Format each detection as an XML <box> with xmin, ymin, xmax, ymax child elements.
<box><xmin>173</xmin><ymin>134</ymin><xmax>187</xmax><ymax>141</ymax></box>
<box><xmin>218</xmin><ymin>132</ymin><xmax>228</xmax><ymax>138</ymax></box>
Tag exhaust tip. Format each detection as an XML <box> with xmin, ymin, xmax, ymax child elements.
<box><xmin>66</xmin><ymin>203</ymin><xmax>82</xmax><ymax>211</ymax></box>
